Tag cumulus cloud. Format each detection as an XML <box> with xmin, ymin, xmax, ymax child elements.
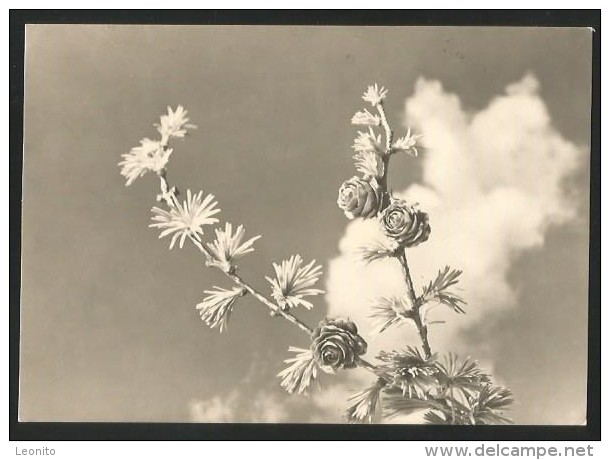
<box><xmin>189</xmin><ymin>383</ymin><xmax>365</xmax><ymax>423</ymax></box>
<box><xmin>189</xmin><ymin>389</ymin><xmax>290</xmax><ymax>423</ymax></box>
<box><xmin>189</xmin><ymin>371</ymin><xmax>382</xmax><ymax>423</ymax></box>
<box><xmin>190</xmin><ymin>75</ymin><xmax>584</xmax><ymax>425</ymax></box>
<box><xmin>188</xmin><ymin>355</ymin><xmax>295</xmax><ymax>423</ymax></box>
<box><xmin>188</xmin><ymin>361</ymin><xmax>364</xmax><ymax>423</ymax></box>
<box><xmin>326</xmin><ymin>73</ymin><xmax>583</xmax><ymax>363</ymax></box>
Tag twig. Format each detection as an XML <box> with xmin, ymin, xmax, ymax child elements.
<box><xmin>376</xmin><ymin>103</ymin><xmax>393</xmax><ymax>208</ymax></box>
<box><xmin>185</xmin><ymin>225</ymin><xmax>313</xmax><ymax>334</ymax></box>
<box><xmin>156</xmin><ymin>169</ymin><xmax>394</xmax><ymax>382</ymax></box>
<box><xmin>372</xmin><ymin>103</ymin><xmax>433</xmax><ymax>359</ymax></box>
<box><xmin>376</xmin><ymin>102</ymin><xmax>393</xmax><ymax>152</ymax></box>
<box><xmin>397</xmin><ymin>250</ymin><xmax>432</xmax><ymax>359</ymax></box>
<box><xmin>157</xmin><ymin>169</ymin><xmax>180</xmax><ymax>209</ymax></box>
<box><xmin>356</xmin><ymin>357</ymin><xmax>393</xmax><ymax>382</ymax></box>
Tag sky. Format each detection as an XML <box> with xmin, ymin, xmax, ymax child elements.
<box><xmin>20</xmin><ymin>25</ymin><xmax>591</xmax><ymax>424</ymax></box>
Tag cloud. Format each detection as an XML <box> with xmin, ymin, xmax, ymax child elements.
<box><xmin>326</xmin><ymin>74</ymin><xmax>583</xmax><ymax>377</ymax></box>
<box><xmin>310</xmin><ymin>380</ymin><xmax>426</xmax><ymax>424</ymax></box>
<box><xmin>188</xmin><ymin>355</ymin><xmax>294</xmax><ymax>423</ymax></box>
<box><xmin>189</xmin><ymin>393</ymin><xmax>239</xmax><ymax>422</ymax></box>
<box><xmin>188</xmin><ymin>371</ymin><xmax>385</xmax><ymax>423</ymax></box>
<box><xmin>189</xmin><ymin>74</ymin><xmax>584</xmax><ymax>425</ymax></box>
<box><xmin>188</xmin><ymin>384</ymin><xmax>361</xmax><ymax>423</ymax></box>
<box><xmin>187</xmin><ymin>357</ymin><xmax>359</xmax><ymax>423</ymax></box>
<box><xmin>189</xmin><ymin>389</ymin><xmax>290</xmax><ymax>423</ymax></box>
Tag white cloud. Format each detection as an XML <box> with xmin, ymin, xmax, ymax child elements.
<box><xmin>189</xmin><ymin>389</ymin><xmax>289</xmax><ymax>423</ymax></box>
<box><xmin>310</xmin><ymin>382</ymin><xmax>353</xmax><ymax>422</ymax></box>
<box><xmin>190</xmin><ymin>75</ymin><xmax>584</xmax><ymax>425</ymax></box>
<box><xmin>326</xmin><ymin>74</ymin><xmax>583</xmax><ymax>370</ymax></box>
<box><xmin>188</xmin><ymin>384</ymin><xmax>357</xmax><ymax>423</ymax></box>
<box><xmin>189</xmin><ymin>393</ymin><xmax>238</xmax><ymax>422</ymax></box>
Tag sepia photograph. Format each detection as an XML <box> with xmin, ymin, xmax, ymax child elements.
<box><xmin>15</xmin><ymin>19</ymin><xmax>596</xmax><ymax>433</ymax></box>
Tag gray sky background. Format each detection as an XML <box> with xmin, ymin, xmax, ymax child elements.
<box><xmin>20</xmin><ymin>25</ymin><xmax>591</xmax><ymax>424</ymax></box>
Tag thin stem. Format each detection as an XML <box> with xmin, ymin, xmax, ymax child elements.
<box><xmin>186</xmin><ymin>233</ymin><xmax>313</xmax><ymax>335</ymax></box>
<box><xmin>374</xmin><ymin>103</ymin><xmax>433</xmax><ymax>359</ymax></box>
<box><xmin>157</xmin><ymin>170</ymin><xmax>180</xmax><ymax>209</ymax></box>
<box><xmin>450</xmin><ymin>387</ymin><xmax>456</xmax><ymax>424</ymax></box>
<box><xmin>379</xmin><ymin>155</ymin><xmax>391</xmax><ymax>208</ymax></box>
<box><xmin>356</xmin><ymin>357</ymin><xmax>393</xmax><ymax>382</ymax></box>
<box><xmin>376</xmin><ymin>102</ymin><xmax>393</xmax><ymax>152</ymax></box>
<box><xmin>157</xmin><ymin>170</ymin><xmax>314</xmax><ymax>335</ymax></box>
<box><xmin>397</xmin><ymin>249</ymin><xmax>432</xmax><ymax>359</ymax></box>
<box><xmin>230</xmin><ymin>272</ymin><xmax>313</xmax><ymax>335</ymax></box>
<box><xmin>376</xmin><ymin>103</ymin><xmax>393</xmax><ymax>208</ymax></box>
<box><xmin>155</xmin><ymin>169</ymin><xmax>396</xmax><ymax>384</ymax></box>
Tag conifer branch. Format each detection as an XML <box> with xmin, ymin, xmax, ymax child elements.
<box><xmin>120</xmin><ymin>90</ymin><xmax>513</xmax><ymax>424</ymax></box>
